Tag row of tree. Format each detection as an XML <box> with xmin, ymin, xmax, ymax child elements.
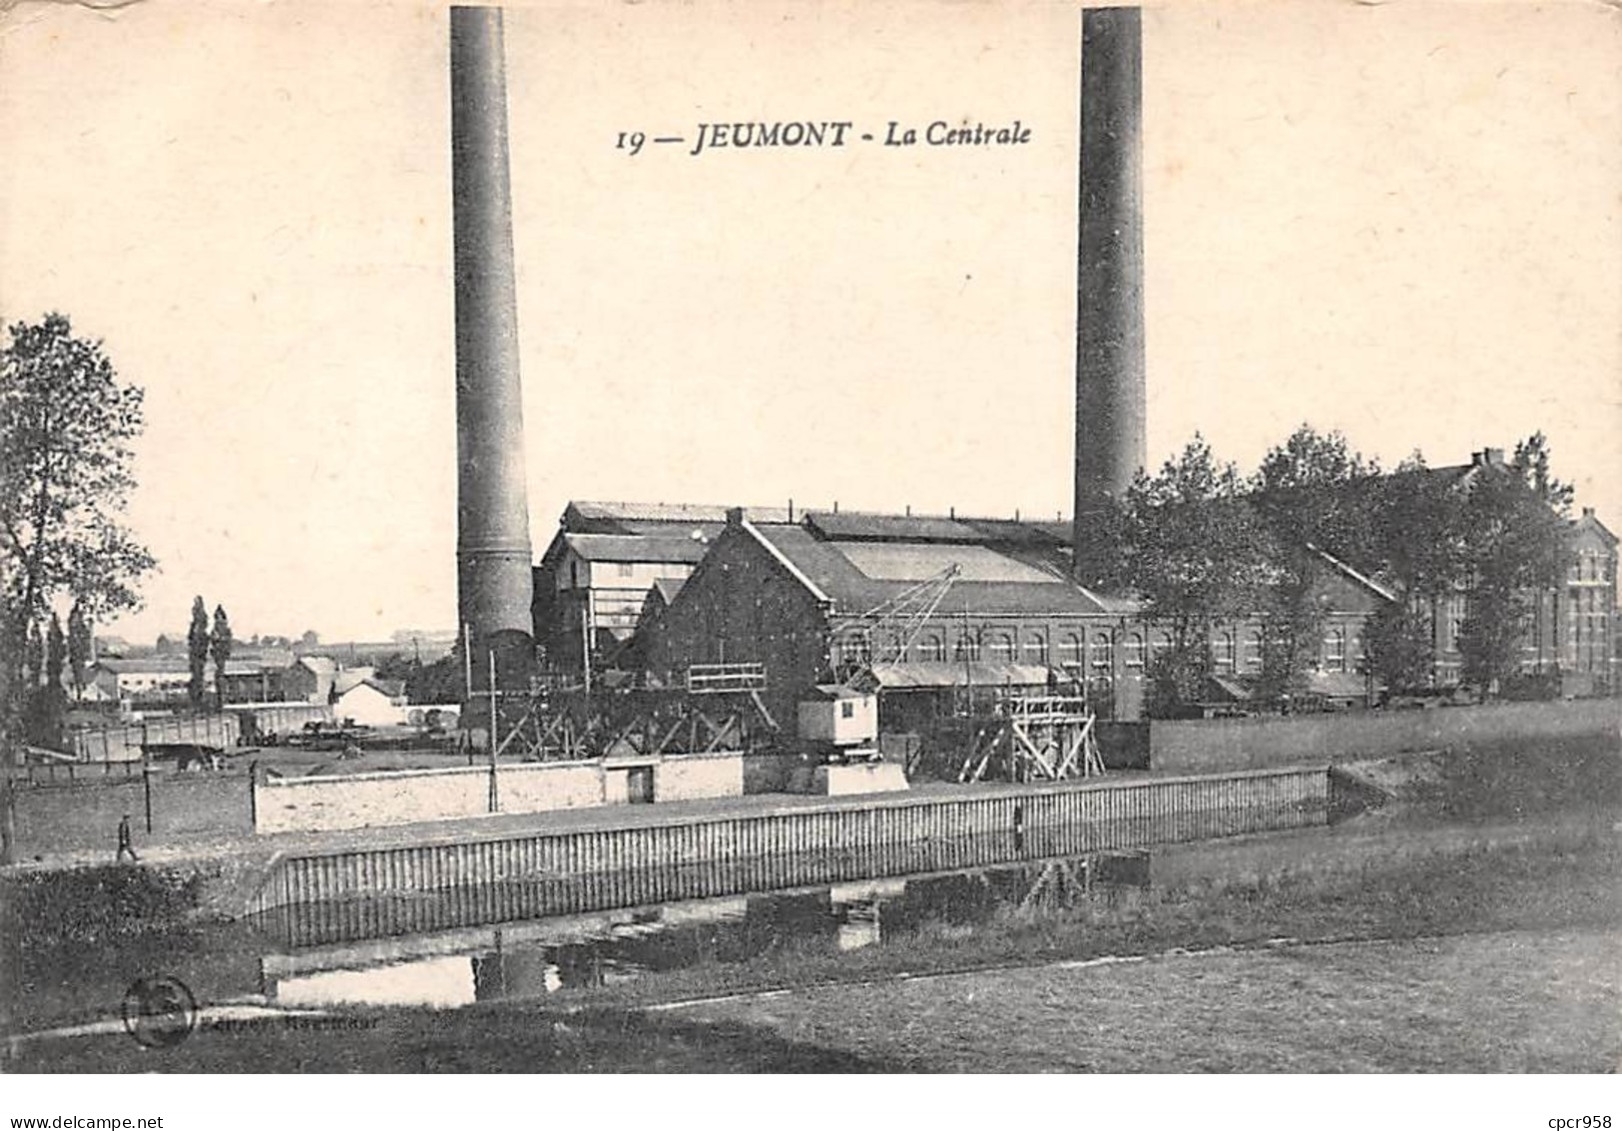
<box><xmin>188</xmin><ymin>597</ymin><xmax>234</xmax><ymax>711</ymax></box>
<box><xmin>1096</xmin><ymin>426</ymin><xmax>1573</xmax><ymax>715</ymax></box>
<box><xmin>2</xmin><ymin>314</ymin><xmax>156</xmax><ymax>757</ymax></box>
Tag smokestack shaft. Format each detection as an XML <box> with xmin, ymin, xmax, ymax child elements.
<box><xmin>451</xmin><ymin>6</ymin><xmax>533</xmax><ymax>681</ymax></box>
<box><xmin>1074</xmin><ymin>6</ymin><xmax>1146</xmax><ymax>581</ymax></box>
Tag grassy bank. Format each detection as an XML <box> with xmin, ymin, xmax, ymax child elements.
<box><xmin>13</xmin><ymin>925</ymin><xmax>1616</xmax><ymax>1072</ymax></box>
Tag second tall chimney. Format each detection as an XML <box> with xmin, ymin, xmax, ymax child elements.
<box><xmin>1073</xmin><ymin>6</ymin><xmax>1146</xmax><ymax>584</ymax></box>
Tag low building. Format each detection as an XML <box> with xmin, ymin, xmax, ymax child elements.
<box><xmin>330</xmin><ymin>676</ymin><xmax>408</xmax><ymax>727</ymax></box>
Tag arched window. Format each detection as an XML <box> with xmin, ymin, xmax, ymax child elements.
<box><xmin>1061</xmin><ymin>633</ymin><xmax>1084</xmax><ymax>669</ymax></box>
<box><xmin>1214</xmin><ymin>631</ymin><xmax>1235</xmax><ymax>672</ymax></box>
<box><xmin>1024</xmin><ymin>632</ymin><xmax>1049</xmax><ymax>666</ymax></box>
<box><xmin>1324</xmin><ymin>627</ymin><xmax>1346</xmax><ymax>673</ymax></box>
<box><xmin>1091</xmin><ymin>632</ymin><xmax>1114</xmax><ymax>670</ymax></box>
<box><xmin>1125</xmin><ymin>632</ymin><xmax>1145</xmax><ymax>669</ymax></box>
<box><xmin>1244</xmin><ymin>630</ymin><xmax>1264</xmax><ymax>671</ymax></box>
<box><xmin>988</xmin><ymin>632</ymin><xmax>1016</xmax><ymax>662</ymax></box>
<box><xmin>919</xmin><ymin>633</ymin><xmax>946</xmax><ymax>663</ymax></box>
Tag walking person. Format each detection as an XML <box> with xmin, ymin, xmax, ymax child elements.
<box><xmin>117</xmin><ymin>812</ymin><xmax>139</xmax><ymax>863</ymax></box>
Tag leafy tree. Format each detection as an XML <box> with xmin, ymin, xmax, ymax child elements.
<box><xmin>1362</xmin><ymin>600</ymin><xmax>1436</xmax><ymax>692</ymax></box>
<box><xmin>31</xmin><ymin>612</ymin><xmax>68</xmax><ymax>747</ymax></box>
<box><xmin>67</xmin><ymin>601</ymin><xmax>91</xmax><ymax>700</ymax></box>
<box><xmin>1250</xmin><ymin>426</ymin><xmax>1381</xmax><ymax>701</ymax></box>
<box><xmin>1362</xmin><ymin>453</ymin><xmax>1468</xmax><ymax>692</ymax></box>
<box><xmin>210</xmin><ymin>605</ymin><xmax>234</xmax><ymax>709</ymax></box>
<box><xmin>1455</xmin><ymin>435</ymin><xmax>1572</xmax><ymax>692</ymax></box>
<box><xmin>1113</xmin><ymin>435</ymin><xmax>1273</xmax><ymax>715</ymax></box>
<box><xmin>187</xmin><ymin>596</ymin><xmax>210</xmax><ymax>711</ymax></box>
<box><xmin>0</xmin><ymin>313</ymin><xmax>154</xmax><ymax>760</ymax></box>
<box><xmin>404</xmin><ymin>653</ymin><xmax>466</xmax><ymax>705</ymax></box>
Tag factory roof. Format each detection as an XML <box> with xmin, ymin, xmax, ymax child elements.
<box><xmin>565</xmin><ymin>500</ymin><xmax>794</xmax><ymax>533</ymax></box>
<box><xmin>749</xmin><ymin>522</ymin><xmax>1126</xmax><ymax>617</ymax></box>
<box><xmin>561</xmin><ymin>532</ymin><xmax>710</xmax><ymax>565</ymax></box>
<box><xmin>862</xmin><ymin>661</ymin><xmax>1052</xmax><ymax>689</ymax></box>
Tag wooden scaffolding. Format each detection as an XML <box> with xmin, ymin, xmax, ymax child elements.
<box><xmin>958</xmin><ymin>694</ymin><xmax>1105</xmax><ymax>783</ymax></box>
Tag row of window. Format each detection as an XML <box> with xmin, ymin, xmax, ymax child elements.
<box><xmin>837</xmin><ymin>626</ymin><xmax>1365</xmax><ymax>674</ymax></box>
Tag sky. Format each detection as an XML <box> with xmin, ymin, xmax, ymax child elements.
<box><xmin>1</xmin><ymin>0</ymin><xmax>1618</xmax><ymax>643</ymax></box>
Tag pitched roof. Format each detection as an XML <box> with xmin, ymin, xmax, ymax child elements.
<box><xmin>561</xmin><ymin>532</ymin><xmax>710</xmax><ymax>565</ymax></box>
<box><xmin>94</xmin><ymin>657</ymin><xmax>193</xmax><ymax>674</ymax></box>
<box><xmin>1572</xmin><ymin>509</ymin><xmax>1618</xmax><ymax>546</ymax></box>
<box><xmin>651</xmin><ymin>577</ymin><xmax>686</xmax><ymax>605</ymax></box>
<box><xmin>331</xmin><ymin>667</ymin><xmax>377</xmax><ymax>695</ymax></box>
<box><xmin>750</xmin><ymin>523</ymin><xmax>1123</xmax><ymax>617</ymax></box>
<box><xmin>805</xmin><ymin>511</ymin><xmax>989</xmax><ymax>544</ymax></box>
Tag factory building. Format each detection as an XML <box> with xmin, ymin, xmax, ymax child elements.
<box><xmin>630</xmin><ymin>507</ymin><xmax>1393</xmax><ymax>730</ymax></box>
<box><xmin>532</xmin><ymin>501</ymin><xmax>792</xmax><ymax>677</ymax></box>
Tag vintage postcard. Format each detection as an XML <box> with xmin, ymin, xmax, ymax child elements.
<box><xmin>1</xmin><ymin>0</ymin><xmax>1618</xmax><ymax>1115</ymax></box>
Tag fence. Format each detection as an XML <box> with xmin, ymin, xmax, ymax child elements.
<box><xmin>226</xmin><ymin>703</ymin><xmax>332</xmax><ymax>741</ymax></box>
<box><xmin>248</xmin><ymin>765</ymin><xmax>1329</xmax><ymax>943</ymax></box>
<box><xmin>68</xmin><ymin>714</ymin><xmax>241</xmax><ymax>763</ymax></box>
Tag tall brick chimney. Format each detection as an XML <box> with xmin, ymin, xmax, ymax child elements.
<box><xmin>451</xmin><ymin>6</ymin><xmax>534</xmax><ymax>692</ymax></box>
<box><xmin>1073</xmin><ymin>6</ymin><xmax>1146</xmax><ymax>584</ymax></box>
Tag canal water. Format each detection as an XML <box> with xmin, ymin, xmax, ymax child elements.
<box><xmin>249</xmin><ymin>811</ymin><xmax>1617</xmax><ymax>1012</ymax></box>
<box><xmin>6</xmin><ymin>810</ymin><xmax>1618</xmax><ymax>1036</ymax></box>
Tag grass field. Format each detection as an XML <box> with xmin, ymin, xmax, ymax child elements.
<box><xmin>670</xmin><ymin>927</ymin><xmax>1622</xmax><ymax>1073</ymax></box>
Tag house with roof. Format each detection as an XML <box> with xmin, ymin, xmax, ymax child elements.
<box><xmin>330</xmin><ymin>673</ymin><xmax>408</xmax><ymax>727</ymax></box>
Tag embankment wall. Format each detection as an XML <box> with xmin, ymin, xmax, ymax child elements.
<box><xmin>1144</xmin><ymin>699</ymin><xmax>1618</xmax><ymax>774</ymax></box>
<box><xmin>247</xmin><ymin>767</ymin><xmax>1330</xmax><ymax>944</ymax></box>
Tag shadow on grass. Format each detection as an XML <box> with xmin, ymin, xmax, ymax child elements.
<box><xmin>10</xmin><ymin>1005</ymin><xmax>904</xmax><ymax>1074</ymax></box>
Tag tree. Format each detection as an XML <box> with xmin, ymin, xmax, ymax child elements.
<box><xmin>1113</xmin><ymin>435</ymin><xmax>1273</xmax><ymax>715</ymax></box>
<box><xmin>187</xmin><ymin>596</ymin><xmax>210</xmax><ymax>711</ymax></box>
<box><xmin>210</xmin><ymin>605</ymin><xmax>234</xmax><ymax>709</ymax></box>
<box><xmin>67</xmin><ymin>601</ymin><xmax>91</xmax><ymax>700</ymax></box>
<box><xmin>1455</xmin><ymin>435</ymin><xmax>1572</xmax><ymax>693</ymax></box>
<box><xmin>1</xmin><ymin>314</ymin><xmax>155</xmax><ymax>760</ymax></box>
<box><xmin>30</xmin><ymin>611</ymin><xmax>69</xmax><ymax>748</ymax></box>
<box><xmin>1250</xmin><ymin>426</ymin><xmax>1382</xmax><ymax>701</ymax></box>
<box><xmin>1361</xmin><ymin>452</ymin><xmax>1468</xmax><ymax>693</ymax></box>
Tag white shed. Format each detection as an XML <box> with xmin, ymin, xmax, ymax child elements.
<box><xmin>797</xmin><ymin>684</ymin><xmax>878</xmax><ymax>749</ymax></box>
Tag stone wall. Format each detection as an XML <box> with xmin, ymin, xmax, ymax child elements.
<box><xmin>253</xmin><ymin>755</ymin><xmax>748</xmax><ymax>834</ymax></box>
<box><xmin>656</xmin><ymin>754</ymin><xmax>745</xmax><ymax>802</ymax></box>
<box><xmin>1146</xmin><ymin>699</ymin><xmax>1619</xmax><ymax>774</ymax></box>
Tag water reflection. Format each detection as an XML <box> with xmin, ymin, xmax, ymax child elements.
<box><xmin>246</xmin><ymin>815</ymin><xmax>1620</xmax><ymax>1012</ymax></box>
<box><xmin>254</xmin><ymin>853</ymin><xmax>1153</xmax><ymax>1009</ymax></box>
<box><xmin>11</xmin><ymin>814</ymin><xmax>1614</xmax><ymax>1032</ymax></box>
